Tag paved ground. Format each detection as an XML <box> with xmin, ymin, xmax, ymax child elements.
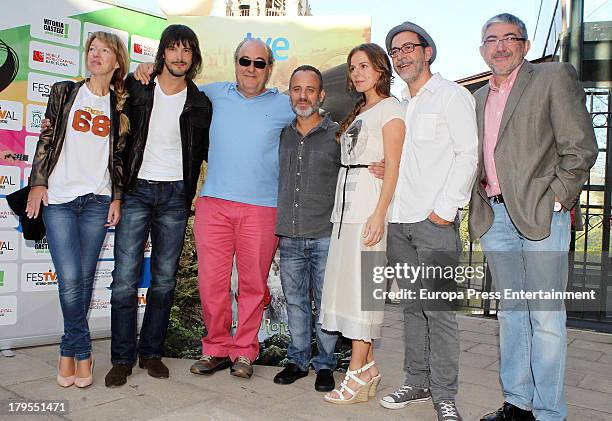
<box><xmin>1</xmin><ymin>306</ymin><xmax>611</xmax><ymax>420</ymax></box>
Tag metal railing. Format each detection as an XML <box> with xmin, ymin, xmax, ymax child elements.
<box><xmin>456</xmin><ymin>88</ymin><xmax>612</xmax><ymax>332</ymax></box>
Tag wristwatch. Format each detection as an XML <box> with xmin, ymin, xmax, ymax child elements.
<box><xmin>554</xmin><ymin>201</ymin><xmax>562</xmax><ymax>212</ymax></box>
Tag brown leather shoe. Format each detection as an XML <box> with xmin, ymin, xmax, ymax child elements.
<box><xmin>230</xmin><ymin>356</ymin><xmax>253</xmax><ymax>379</ymax></box>
<box><xmin>190</xmin><ymin>355</ymin><xmax>231</xmax><ymax>375</ymax></box>
<box><xmin>104</xmin><ymin>364</ymin><xmax>133</xmax><ymax>388</ymax></box>
<box><xmin>139</xmin><ymin>356</ymin><xmax>169</xmax><ymax>379</ymax></box>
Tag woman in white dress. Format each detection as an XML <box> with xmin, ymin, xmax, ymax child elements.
<box><xmin>320</xmin><ymin>43</ymin><xmax>405</xmax><ymax>404</ymax></box>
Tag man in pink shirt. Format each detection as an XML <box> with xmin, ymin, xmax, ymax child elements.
<box><xmin>469</xmin><ymin>13</ymin><xmax>597</xmax><ymax>421</ymax></box>
<box><xmin>482</xmin><ymin>61</ymin><xmax>522</xmax><ymax>198</ymax></box>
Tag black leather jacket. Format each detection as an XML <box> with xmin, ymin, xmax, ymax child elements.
<box><xmin>30</xmin><ymin>80</ymin><xmax>126</xmax><ymax>200</ymax></box>
<box><xmin>123</xmin><ymin>73</ymin><xmax>211</xmax><ymax>210</ymax></box>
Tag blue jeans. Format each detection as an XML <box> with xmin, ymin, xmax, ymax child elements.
<box><xmin>480</xmin><ymin>202</ymin><xmax>570</xmax><ymax>421</ymax></box>
<box><xmin>279</xmin><ymin>236</ymin><xmax>338</xmax><ymax>371</ymax></box>
<box><xmin>110</xmin><ymin>179</ymin><xmax>187</xmax><ymax>365</ymax></box>
<box><xmin>43</xmin><ymin>194</ymin><xmax>111</xmax><ymax>361</ymax></box>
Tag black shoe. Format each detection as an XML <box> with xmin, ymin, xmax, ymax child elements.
<box><xmin>273</xmin><ymin>363</ymin><xmax>309</xmax><ymax>385</ymax></box>
<box><xmin>139</xmin><ymin>356</ymin><xmax>169</xmax><ymax>378</ymax></box>
<box><xmin>314</xmin><ymin>369</ymin><xmax>335</xmax><ymax>392</ymax></box>
<box><xmin>480</xmin><ymin>402</ymin><xmax>536</xmax><ymax>421</ymax></box>
<box><xmin>104</xmin><ymin>364</ymin><xmax>133</xmax><ymax>388</ymax></box>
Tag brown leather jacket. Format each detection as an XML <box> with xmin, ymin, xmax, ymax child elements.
<box><xmin>29</xmin><ymin>80</ymin><xmax>126</xmax><ymax>200</ymax></box>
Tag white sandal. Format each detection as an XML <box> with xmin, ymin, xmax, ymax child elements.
<box><xmin>368</xmin><ymin>360</ymin><xmax>381</xmax><ymax>397</ymax></box>
<box><xmin>324</xmin><ymin>361</ymin><xmax>375</xmax><ymax>405</ymax></box>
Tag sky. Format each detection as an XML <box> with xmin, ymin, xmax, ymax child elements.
<box><xmin>114</xmin><ymin>0</ymin><xmax>610</xmax><ymax>89</ymax></box>
<box><xmin>309</xmin><ymin>0</ymin><xmax>539</xmax><ymax>81</ymax></box>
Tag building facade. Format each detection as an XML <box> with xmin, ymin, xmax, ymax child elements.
<box><xmin>224</xmin><ymin>0</ymin><xmax>311</xmax><ymax>16</ymax></box>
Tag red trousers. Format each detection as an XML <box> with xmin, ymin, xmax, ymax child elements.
<box><xmin>193</xmin><ymin>197</ymin><xmax>278</xmax><ymax>361</ymax></box>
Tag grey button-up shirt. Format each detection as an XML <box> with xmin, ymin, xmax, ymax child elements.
<box><xmin>276</xmin><ymin>114</ymin><xmax>341</xmax><ymax>238</ymax></box>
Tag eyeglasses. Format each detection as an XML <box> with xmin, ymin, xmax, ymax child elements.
<box><xmin>482</xmin><ymin>36</ymin><xmax>526</xmax><ymax>48</ymax></box>
<box><xmin>238</xmin><ymin>57</ymin><xmax>268</xmax><ymax>69</ymax></box>
<box><xmin>388</xmin><ymin>42</ymin><xmax>423</xmax><ymax>58</ymax></box>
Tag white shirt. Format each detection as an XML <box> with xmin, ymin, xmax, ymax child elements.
<box><xmin>138</xmin><ymin>79</ymin><xmax>186</xmax><ymax>181</ymax></box>
<box><xmin>330</xmin><ymin>97</ymin><xmax>404</xmax><ymax>223</ymax></box>
<box><xmin>389</xmin><ymin>73</ymin><xmax>478</xmax><ymax>223</ymax></box>
<box><xmin>48</xmin><ymin>83</ymin><xmax>111</xmax><ymax>204</ymax></box>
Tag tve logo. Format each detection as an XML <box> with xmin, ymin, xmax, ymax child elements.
<box><xmin>21</xmin><ymin>262</ymin><xmax>58</xmax><ymax>292</ymax></box>
<box><xmin>244</xmin><ymin>32</ymin><xmax>290</xmax><ymax>61</ymax></box>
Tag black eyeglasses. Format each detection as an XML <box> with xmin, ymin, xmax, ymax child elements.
<box><xmin>482</xmin><ymin>36</ymin><xmax>526</xmax><ymax>48</ymax></box>
<box><xmin>238</xmin><ymin>57</ymin><xmax>268</xmax><ymax>69</ymax></box>
<box><xmin>388</xmin><ymin>42</ymin><xmax>424</xmax><ymax>58</ymax></box>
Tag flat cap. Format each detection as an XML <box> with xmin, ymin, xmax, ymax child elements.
<box><xmin>385</xmin><ymin>21</ymin><xmax>437</xmax><ymax>64</ymax></box>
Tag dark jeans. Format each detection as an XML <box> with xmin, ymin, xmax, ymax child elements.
<box><xmin>110</xmin><ymin>179</ymin><xmax>187</xmax><ymax>365</ymax></box>
<box><xmin>279</xmin><ymin>236</ymin><xmax>338</xmax><ymax>372</ymax></box>
<box><xmin>387</xmin><ymin>219</ymin><xmax>461</xmax><ymax>403</ymax></box>
<box><xmin>43</xmin><ymin>193</ymin><xmax>111</xmax><ymax>361</ymax></box>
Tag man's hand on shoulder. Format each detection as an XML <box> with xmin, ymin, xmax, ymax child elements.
<box><xmin>134</xmin><ymin>62</ymin><xmax>154</xmax><ymax>85</ymax></box>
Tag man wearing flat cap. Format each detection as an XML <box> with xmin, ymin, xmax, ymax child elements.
<box><xmin>377</xmin><ymin>21</ymin><xmax>478</xmax><ymax>421</ymax></box>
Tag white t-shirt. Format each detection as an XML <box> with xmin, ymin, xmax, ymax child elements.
<box><xmin>137</xmin><ymin>79</ymin><xmax>186</xmax><ymax>181</ymax></box>
<box><xmin>48</xmin><ymin>83</ymin><xmax>112</xmax><ymax>204</ymax></box>
<box><xmin>330</xmin><ymin>97</ymin><xmax>404</xmax><ymax>224</ymax></box>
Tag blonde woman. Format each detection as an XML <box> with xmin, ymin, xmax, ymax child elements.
<box><xmin>27</xmin><ymin>31</ymin><xmax>129</xmax><ymax>388</ymax></box>
<box><xmin>320</xmin><ymin>43</ymin><xmax>405</xmax><ymax>404</ymax></box>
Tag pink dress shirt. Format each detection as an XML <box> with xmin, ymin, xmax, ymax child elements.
<box><xmin>483</xmin><ymin>63</ymin><xmax>523</xmax><ymax>197</ymax></box>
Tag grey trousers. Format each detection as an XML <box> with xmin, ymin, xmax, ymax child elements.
<box><xmin>387</xmin><ymin>219</ymin><xmax>461</xmax><ymax>403</ymax></box>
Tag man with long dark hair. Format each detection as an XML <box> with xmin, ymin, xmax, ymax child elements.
<box><xmin>105</xmin><ymin>24</ymin><xmax>212</xmax><ymax>387</ymax></box>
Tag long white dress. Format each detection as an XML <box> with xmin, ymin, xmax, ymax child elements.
<box><xmin>320</xmin><ymin>97</ymin><xmax>404</xmax><ymax>341</ymax></box>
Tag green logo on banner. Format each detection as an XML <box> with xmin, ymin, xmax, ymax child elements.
<box><xmin>0</xmin><ymin>271</ymin><xmax>4</xmax><ymax>287</ymax></box>
<box><xmin>43</xmin><ymin>18</ymin><xmax>69</xmax><ymax>38</ymax></box>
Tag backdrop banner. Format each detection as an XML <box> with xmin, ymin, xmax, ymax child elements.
<box><xmin>167</xmin><ymin>15</ymin><xmax>370</xmax><ymax>365</ymax></box>
<box><xmin>0</xmin><ymin>5</ymin><xmax>370</xmax><ymax>368</ymax></box>
<box><xmin>0</xmin><ymin>0</ymin><xmax>166</xmax><ymax>350</ymax></box>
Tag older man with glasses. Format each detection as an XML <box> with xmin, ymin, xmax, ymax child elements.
<box><xmin>470</xmin><ymin>13</ymin><xmax>597</xmax><ymax>421</ymax></box>
<box><xmin>136</xmin><ymin>37</ymin><xmax>294</xmax><ymax>379</ymax></box>
<box><xmin>189</xmin><ymin>38</ymin><xmax>294</xmax><ymax>379</ymax></box>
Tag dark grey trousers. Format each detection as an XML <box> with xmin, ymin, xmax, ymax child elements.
<box><xmin>387</xmin><ymin>219</ymin><xmax>461</xmax><ymax>403</ymax></box>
